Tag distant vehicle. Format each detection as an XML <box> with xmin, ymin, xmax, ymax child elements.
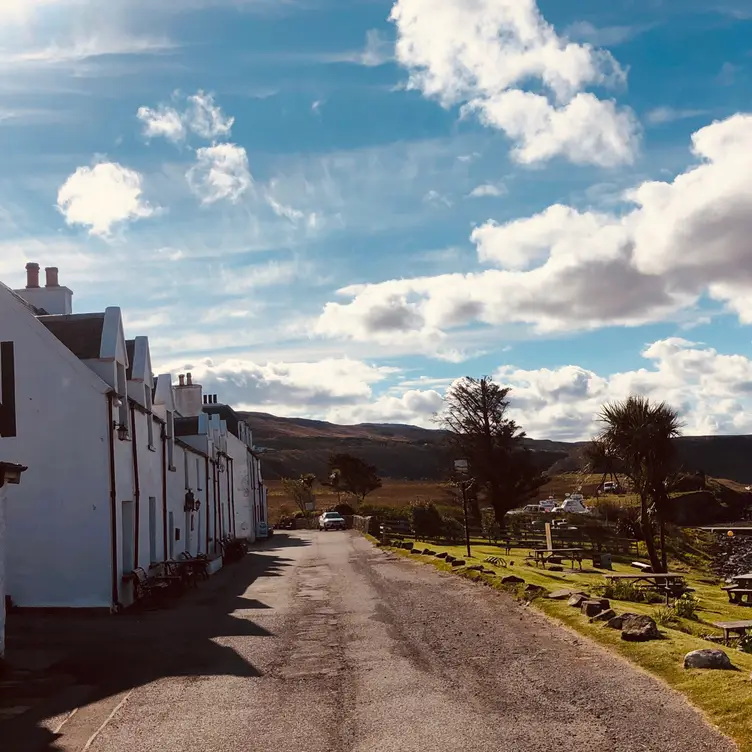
<box><xmin>600</xmin><ymin>481</ymin><xmax>620</xmax><ymax>494</ymax></box>
<box><xmin>554</xmin><ymin>493</ymin><xmax>592</xmax><ymax>515</ymax></box>
<box><xmin>319</xmin><ymin>511</ymin><xmax>346</xmax><ymax>531</ymax></box>
<box><xmin>538</xmin><ymin>497</ymin><xmax>557</xmax><ymax>512</ymax></box>
<box><xmin>522</xmin><ymin>504</ymin><xmax>544</xmax><ymax>514</ymax></box>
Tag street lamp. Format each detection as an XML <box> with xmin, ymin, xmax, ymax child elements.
<box><xmin>184</xmin><ymin>489</ymin><xmax>201</xmax><ymax>512</ymax></box>
<box><xmin>453</xmin><ymin>459</ymin><xmax>474</xmax><ymax>558</ymax></box>
<box><xmin>0</xmin><ymin>462</ymin><xmax>27</xmax><ymax>487</ymax></box>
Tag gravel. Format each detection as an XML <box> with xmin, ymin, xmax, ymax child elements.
<box><xmin>42</xmin><ymin>531</ymin><xmax>735</xmax><ymax>752</ymax></box>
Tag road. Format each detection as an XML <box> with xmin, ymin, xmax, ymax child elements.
<box><xmin>30</xmin><ymin>531</ymin><xmax>735</xmax><ymax>752</ymax></box>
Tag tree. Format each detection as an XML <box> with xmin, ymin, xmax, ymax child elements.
<box><xmin>281</xmin><ymin>473</ymin><xmax>317</xmax><ymax>516</ymax></box>
<box><xmin>596</xmin><ymin>395</ymin><xmax>682</xmax><ymax>573</ymax></box>
<box><xmin>435</xmin><ymin>376</ymin><xmax>546</xmax><ymax>524</ymax></box>
<box><xmin>327</xmin><ymin>454</ymin><xmax>382</xmax><ymax>504</ymax></box>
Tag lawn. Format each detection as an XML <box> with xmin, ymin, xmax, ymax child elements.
<box><xmin>384</xmin><ymin>538</ymin><xmax>752</xmax><ymax>751</ymax></box>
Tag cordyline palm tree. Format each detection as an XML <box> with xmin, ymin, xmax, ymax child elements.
<box><xmin>597</xmin><ymin>396</ymin><xmax>682</xmax><ymax>573</ymax></box>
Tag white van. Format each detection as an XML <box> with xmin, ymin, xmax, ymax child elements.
<box><xmin>553</xmin><ymin>493</ymin><xmax>591</xmax><ymax>514</ymax></box>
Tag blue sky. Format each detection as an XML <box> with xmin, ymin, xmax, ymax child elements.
<box><xmin>2</xmin><ymin>0</ymin><xmax>752</xmax><ymax>439</ymax></box>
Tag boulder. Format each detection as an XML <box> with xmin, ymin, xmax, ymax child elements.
<box><xmin>451</xmin><ymin>559</ymin><xmax>466</xmax><ymax>567</ymax></box>
<box><xmin>605</xmin><ymin>614</ymin><xmax>627</xmax><ymax>629</ymax></box>
<box><xmin>525</xmin><ymin>583</ymin><xmax>544</xmax><ymax>592</ymax></box>
<box><xmin>568</xmin><ymin>594</ymin><xmax>589</xmax><ymax>608</ymax></box>
<box><xmin>620</xmin><ymin>614</ymin><xmax>660</xmax><ymax>642</ymax></box>
<box><xmin>549</xmin><ymin>589</ymin><xmax>581</xmax><ymax>600</ymax></box>
<box><xmin>465</xmin><ymin>565</ymin><xmax>483</xmax><ymax>572</ymax></box>
<box><xmin>436</xmin><ymin>552</ymin><xmax>448</xmax><ymax>559</ymax></box>
<box><xmin>683</xmin><ymin>649</ymin><xmax>733</xmax><ymax>670</ymax></box>
<box><xmin>423</xmin><ymin>549</ymin><xmax>436</xmax><ymax>556</ymax></box>
<box><xmin>445</xmin><ymin>555</ymin><xmax>456</xmax><ymax>563</ymax></box>
<box><xmin>402</xmin><ymin>542</ymin><xmax>414</xmax><ymax>551</ymax></box>
<box><xmin>501</xmin><ymin>575</ymin><xmax>525</xmax><ymax>585</ymax></box>
<box><xmin>581</xmin><ymin>600</ymin><xmax>610</xmax><ymax>618</ymax></box>
<box><xmin>591</xmin><ymin>608</ymin><xmax>617</xmax><ymax>622</ymax></box>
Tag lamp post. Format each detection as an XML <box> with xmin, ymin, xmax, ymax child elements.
<box><xmin>453</xmin><ymin>459</ymin><xmax>474</xmax><ymax>558</ymax></box>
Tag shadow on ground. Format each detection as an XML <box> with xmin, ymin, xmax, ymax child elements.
<box><xmin>2</xmin><ymin>532</ymin><xmax>308</xmax><ymax>752</ymax></box>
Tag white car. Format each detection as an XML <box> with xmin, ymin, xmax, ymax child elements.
<box><xmin>553</xmin><ymin>493</ymin><xmax>592</xmax><ymax>514</ymax></box>
<box><xmin>319</xmin><ymin>511</ymin><xmax>346</xmax><ymax>531</ymax></box>
<box><xmin>538</xmin><ymin>497</ymin><xmax>557</xmax><ymax>512</ymax></box>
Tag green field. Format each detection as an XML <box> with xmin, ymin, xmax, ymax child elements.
<box><xmin>383</xmin><ymin>538</ymin><xmax>752</xmax><ymax>751</ymax></box>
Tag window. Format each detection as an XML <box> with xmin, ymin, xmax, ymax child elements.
<box><xmin>166</xmin><ymin>410</ymin><xmax>176</xmax><ymax>471</ymax></box>
<box><xmin>145</xmin><ymin>386</ymin><xmax>155</xmax><ymax>451</ymax></box>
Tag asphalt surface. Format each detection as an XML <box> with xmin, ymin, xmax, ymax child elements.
<box><xmin>26</xmin><ymin>531</ymin><xmax>736</xmax><ymax>752</ymax></box>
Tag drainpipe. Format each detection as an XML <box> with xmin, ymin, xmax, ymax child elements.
<box><xmin>161</xmin><ymin>427</ymin><xmax>168</xmax><ymax>559</ymax></box>
<box><xmin>131</xmin><ymin>405</ymin><xmax>140</xmax><ymax>567</ymax></box>
<box><xmin>228</xmin><ymin>457</ymin><xmax>235</xmax><ymax>537</ymax></box>
<box><xmin>107</xmin><ymin>393</ymin><xmax>120</xmax><ymax>611</ymax></box>
<box><xmin>204</xmin><ymin>457</ymin><xmax>210</xmax><ymax>554</ymax></box>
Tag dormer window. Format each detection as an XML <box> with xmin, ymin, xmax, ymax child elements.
<box><xmin>166</xmin><ymin>410</ymin><xmax>176</xmax><ymax>471</ymax></box>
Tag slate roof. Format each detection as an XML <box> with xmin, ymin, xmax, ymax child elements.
<box><xmin>38</xmin><ymin>313</ymin><xmax>105</xmax><ymax>360</ymax></box>
<box><xmin>176</xmin><ymin>416</ymin><xmax>201</xmax><ymax>437</ymax></box>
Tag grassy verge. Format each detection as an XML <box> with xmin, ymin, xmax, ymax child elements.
<box><xmin>378</xmin><ymin>538</ymin><xmax>752</xmax><ymax>751</ymax></box>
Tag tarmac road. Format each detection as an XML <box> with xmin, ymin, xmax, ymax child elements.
<box><xmin>36</xmin><ymin>530</ymin><xmax>735</xmax><ymax>752</ymax></box>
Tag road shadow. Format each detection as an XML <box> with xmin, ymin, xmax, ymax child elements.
<box><xmin>2</xmin><ymin>533</ymin><xmax>309</xmax><ymax>752</ymax></box>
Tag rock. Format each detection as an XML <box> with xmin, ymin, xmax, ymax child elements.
<box><xmin>436</xmin><ymin>552</ymin><xmax>447</xmax><ymax>559</ymax></box>
<box><xmin>501</xmin><ymin>575</ymin><xmax>525</xmax><ymax>585</ymax></box>
<box><xmin>422</xmin><ymin>549</ymin><xmax>436</xmax><ymax>555</ymax></box>
<box><xmin>621</xmin><ymin>614</ymin><xmax>660</xmax><ymax>642</ymax></box>
<box><xmin>591</xmin><ymin>608</ymin><xmax>616</xmax><ymax>622</ymax></box>
<box><xmin>605</xmin><ymin>614</ymin><xmax>627</xmax><ymax>629</ymax></box>
<box><xmin>465</xmin><ymin>564</ymin><xmax>483</xmax><ymax>571</ymax></box>
<box><xmin>402</xmin><ymin>542</ymin><xmax>414</xmax><ymax>550</ymax></box>
<box><xmin>568</xmin><ymin>594</ymin><xmax>589</xmax><ymax>608</ymax></box>
<box><xmin>525</xmin><ymin>583</ymin><xmax>544</xmax><ymax>592</ymax></box>
<box><xmin>548</xmin><ymin>565</ymin><xmax>564</xmax><ymax>572</ymax></box>
<box><xmin>581</xmin><ymin>600</ymin><xmax>610</xmax><ymax>617</ymax></box>
<box><xmin>549</xmin><ymin>588</ymin><xmax>581</xmax><ymax>600</ymax></box>
<box><xmin>445</xmin><ymin>555</ymin><xmax>455</xmax><ymax>563</ymax></box>
<box><xmin>451</xmin><ymin>559</ymin><xmax>466</xmax><ymax>567</ymax></box>
<box><xmin>683</xmin><ymin>649</ymin><xmax>733</xmax><ymax>670</ymax></box>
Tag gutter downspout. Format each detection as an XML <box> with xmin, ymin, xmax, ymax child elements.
<box><xmin>228</xmin><ymin>457</ymin><xmax>235</xmax><ymax>537</ymax></box>
<box><xmin>131</xmin><ymin>405</ymin><xmax>140</xmax><ymax>568</ymax></box>
<box><xmin>161</xmin><ymin>427</ymin><xmax>168</xmax><ymax>559</ymax></box>
<box><xmin>107</xmin><ymin>393</ymin><xmax>120</xmax><ymax>612</ymax></box>
<box><xmin>204</xmin><ymin>457</ymin><xmax>210</xmax><ymax>554</ymax></box>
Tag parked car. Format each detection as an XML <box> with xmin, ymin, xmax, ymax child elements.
<box><xmin>553</xmin><ymin>493</ymin><xmax>592</xmax><ymax>515</ymax></box>
<box><xmin>538</xmin><ymin>497</ymin><xmax>557</xmax><ymax>512</ymax></box>
<box><xmin>319</xmin><ymin>511</ymin><xmax>346</xmax><ymax>531</ymax></box>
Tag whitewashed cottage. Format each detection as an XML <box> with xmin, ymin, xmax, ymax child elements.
<box><xmin>0</xmin><ymin>263</ymin><xmax>265</xmax><ymax>611</ymax></box>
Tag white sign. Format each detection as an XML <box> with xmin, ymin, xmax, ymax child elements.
<box><xmin>453</xmin><ymin>459</ymin><xmax>469</xmax><ymax>475</ymax></box>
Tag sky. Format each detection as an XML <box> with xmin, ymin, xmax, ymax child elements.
<box><xmin>2</xmin><ymin>0</ymin><xmax>752</xmax><ymax>440</ymax></box>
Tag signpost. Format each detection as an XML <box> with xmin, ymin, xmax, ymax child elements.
<box><xmin>453</xmin><ymin>459</ymin><xmax>474</xmax><ymax>558</ymax></box>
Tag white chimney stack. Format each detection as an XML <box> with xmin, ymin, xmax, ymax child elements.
<box><xmin>15</xmin><ymin>262</ymin><xmax>73</xmax><ymax>314</ymax></box>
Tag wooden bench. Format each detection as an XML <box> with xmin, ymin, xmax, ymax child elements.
<box><xmin>727</xmin><ymin>588</ymin><xmax>752</xmax><ymax>605</ymax></box>
<box><xmin>127</xmin><ymin>567</ymin><xmax>177</xmax><ymax>607</ymax></box>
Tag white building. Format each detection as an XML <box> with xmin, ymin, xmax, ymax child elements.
<box><xmin>0</xmin><ymin>263</ymin><xmax>266</xmax><ymax>611</ymax></box>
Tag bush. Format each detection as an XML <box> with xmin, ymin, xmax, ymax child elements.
<box><xmin>674</xmin><ymin>593</ymin><xmax>700</xmax><ymax>620</ymax></box>
<box><xmin>410</xmin><ymin>499</ymin><xmax>444</xmax><ymax>540</ymax></box>
<box><xmin>481</xmin><ymin>507</ymin><xmax>502</xmax><ymax>544</ymax></box>
<box><xmin>596</xmin><ymin>580</ymin><xmax>663</xmax><ymax>604</ymax></box>
<box><xmin>441</xmin><ymin>516</ymin><xmax>464</xmax><ymax>543</ymax></box>
<box><xmin>653</xmin><ymin>606</ymin><xmax>677</xmax><ymax>627</ymax></box>
<box><xmin>333</xmin><ymin>502</ymin><xmax>356</xmax><ymax>516</ymax></box>
<box><xmin>359</xmin><ymin>504</ymin><xmax>409</xmax><ymax>521</ymax></box>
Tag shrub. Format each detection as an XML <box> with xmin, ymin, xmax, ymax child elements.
<box><xmin>410</xmin><ymin>499</ymin><xmax>444</xmax><ymax>540</ymax></box>
<box><xmin>674</xmin><ymin>593</ymin><xmax>700</xmax><ymax>620</ymax></box>
<box><xmin>481</xmin><ymin>507</ymin><xmax>502</xmax><ymax>544</ymax></box>
<box><xmin>358</xmin><ymin>503</ymin><xmax>409</xmax><ymax>521</ymax></box>
<box><xmin>334</xmin><ymin>502</ymin><xmax>356</xmax><ymax>516</ymax></box>
<box><xmin>653</xmin><ymin>606</ymin><xmax>677</xmax><ymax>627</ymax></box>
<box><xmin>441</xmin><ymin>516</ymin><xmax>464</xmax><ymax>543</ymax></box>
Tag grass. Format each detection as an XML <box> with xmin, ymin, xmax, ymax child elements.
<box><xmin>380</xmin><ymin>538</ymin><xmax>752</xmax><ymax>751</ymax></box>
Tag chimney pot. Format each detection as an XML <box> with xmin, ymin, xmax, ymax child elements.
<box><xmin>213</xmin><ymin>395</ymin><xmax>218</xmax><ymax>404</ymax></box>
<box><xmin>45</xmin><ymin>267</ymin><xmax>59</xmax><ymax>288</ymax></box>
<box><xmin>178</xmin><ymin>374</ymin><xmax>185</xmax><ymax>387</ymax></box>
<box><xmin>186</xmin><ymin>372</ymin><xmax>193</xmax><ymax>386</ymax></box>
<box><xmin>25</xmin><ymin>262</ymin><xmax>40</xmax><ymax>289</ymax></box>
<box><xmin>203</xmin><ymin>395</ymin><xmax>207</xmax><ymax>404</ymax></box>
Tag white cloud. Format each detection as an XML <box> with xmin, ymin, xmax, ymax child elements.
<box><xmin>564</xmin><ymin>21</ymin><xmax>655</xmax><ymax>47</ymax></box>
<box><xmin>186</xmin><ymin>143</ymin><xmax>252</xmax><ymax>204</ymax></box>
<box><xmin>360</xmin><ymin>29</ymin><xmax>394</xmax><ymax>67</ymax></box>
<box><xmin>389</xmin><ymin>0</ymin><xmax>639</xmax><ymax>166</ymax></box>
<box><xmin>646</xmin><ymin>106</ymin><xmax>709</xmax><ymax>125</ymax></box>
<box><xmin>313</xmin><ymin>114</ymin><xmax>752</xmax><ymax>351</ymax></box>
<box><xmin>496</xmin><ymin>338</ymin><xmax>752</xmax><ymax>440</ymax></box>
<box><xmin>56</xmin><ymin>161</ymin><xmax>154</xmax><ymax>236</ymax></box>
<box><xmin>137</xmin><ymin>91</ymin><xmax>233</xmax><ymax>143</ymax></box>
<box><xmin>467</xmin><ymin>183</ymin><xmax>507</xmax><ymax>198</ymax></box>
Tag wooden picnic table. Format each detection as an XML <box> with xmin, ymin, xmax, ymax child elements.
<box><xmin>528</xmin><ymin>547</ymin><xmax>584</xmax><ymax>570</ymax></box>
<box><xmin>603</xmin><ymin>572</ymin><xmax>688</xmax><ymax>604</ymax></box>
<box><xmin>732</xmin><ymin>573</ymin><xmax>752</xmax><ymax>584</ymax></box>
<box><xmin>711</xmin><ymin>619</ymin><xmax>752</xmax><ymax>646</ymax></box>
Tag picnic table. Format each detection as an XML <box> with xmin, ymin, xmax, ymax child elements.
<box><xmin>603</xmin><ymin>572</ymin><xmax>689</xmax><ymax>604</ymax></box>
<box><xmin>721</xmin><ymin>573</ymin><xmax>752</xmax><ymax>604</ymax></box>
<box><xmin>711</xmin><ymin>619</ymin><xmax>752</xmax><ymax>646</ymax></box>
<box><xmin>528</xmin><ymin>548</ymin><xmax>584</xmax><ymax>570</ymax></box>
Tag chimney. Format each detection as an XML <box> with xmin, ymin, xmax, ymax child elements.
<box><xmin>45</xmin><ymin>267</ymin><xmax>59</xmax><ymax>288</ymax></box>
<box><xmin>186</xmin><ymin>372</ymin><xmax>193</xmax><ymax>386</ymax></box>
<box><xmin>178</xmin><ymin>374</ymin><xmax>185</xmax><ymax>387</ymax></box>
<box><xmin>26</xmin><ymin>262</ymin><xmax>40</xmax><ymax>289</ymax></box>
<box><xmin>213</xmin><ymin>395</ymin><xmax>218</xmax><ymax>404</ymax></box>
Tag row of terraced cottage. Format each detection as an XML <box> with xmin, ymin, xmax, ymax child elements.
<box><xmin>0</xmin><ymin>263</ymin><xmax>269</xmax><ymax>616</ymax></box>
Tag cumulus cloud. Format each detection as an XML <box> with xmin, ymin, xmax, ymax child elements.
<box><xmin>57</xmin><ymin>161</ymin><xmax>154</xmax><ymax>236</ymax></box>
<box><xmin>313</xmin><ymin>114</ymin><xmax>752</xmax><ymax>352</ymax></box>
<box><xmin>137</xmin><ymin>91</ymin><xmax>234</xmax><ymax>143</ymax></box>
<box><xmin>389</xmin><ymin>0</ymin><xmax>640</xmax><ymax>166</ymax></box>
<box><xmin>468</xmin><ymin>183</ymin><xmax>507</xmax><ymax>198</ymax></box>
<box><xmin>186</xmin><ymin>143</ymin><xmax>252</xmax><ymax>204</ymax></box>
<box><xmin>497</xmin><ymin>338</ymin><xmax>752</xmax><ymax>440</ymax></box>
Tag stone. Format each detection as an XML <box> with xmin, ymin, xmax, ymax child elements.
<box><xmin>423</xmin><ymin>549</ymin><xmax>436</xmax><ymax>556</ymax></box>
<box><xmin>620</xmin><ymin>614</ymin><xmax>660</xmax><ymax>642</ymax></box>
<box><xmin>501</xmin><ymin>575</ymin><xmax>525</xmax><ymax>585</ymax></box>
<box><xmin>451</xmin><ymin>559</ymin><xmax>466</xmax><ymax>567</ymax></box>
<box><xmin>568</xmin><ymin>594</ymin><xmax>589</xmax><ymax>608</ymax></box>
<box><xmin>525</xmin><ymin>583</ymin><xmax>544</xmax><ymax>592</ymax></box>
<box><xmin>402</xmin><ymin>542</ymin><xmax>414</xmax><ymax>550</ymax></box>
<box><xmin>683</xmin><ymin>649</ymin><xmax>733</xmax><ymax>670</ymax></box>
<box><xmin>581</xmin><ymin>600</ymin><xmax>610</xmax><ymax>618</ymax></box>
<box><xmin>591</xmin><ymin>608</ymin><xmax>617</xmax><ymax>622</ymax></box>
<box><xmin>436</xmin><ymin>552</ymin><xmax>447</xmax><ymax>559</ymax></box>
<box><xmin>465</xmin><ymin>565</ymin><xmax>483</xmax><ymax>572</ymax></box>
<box><xmin>445</xmin><ymin>555</ymin><xmax>456</xmax><ymax>563</ymax></box>
<box><xmin>549</xmin><ymin>589</ymin><xmax>580</xmax><ymax>600</ymax></box>
<box><xmin>605</xmin><ymin>614</ymin><xmax>626</xmax><ymax>629</ymax></box>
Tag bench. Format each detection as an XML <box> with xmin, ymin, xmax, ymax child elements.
<box><xmin>631</xmin><ymin>561</ymin><xmax>653</xmax><ymax>573</ymax></box>
<box><xmin>127</xmin><ymin>567</ymin><xmax>178</xmax><ymax>607</ymax></box>
<box><xmin>727</xmin><ymin>588</ymin><xmax>752</xmax><ymax>605</ymax></box>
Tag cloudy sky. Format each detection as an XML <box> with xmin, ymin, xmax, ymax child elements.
<box><xmin>3</xmin><ymin>0</ymin><xmax>752</xmax><ymax>440</ymax></box>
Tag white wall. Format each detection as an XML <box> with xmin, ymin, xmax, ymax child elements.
<box><xmin>226</xmin><ymin>434</ymin><xmax>254</xmax><ymax>542</ymax></box>
<box><xmin>0</xmin><ymin>483</ymin><xmax>7</xmax><ymax>657</ymax></box>
<box><xmin>0</xmin><ymin>289</ymin><xmax>113</xmax><ymax>607</ymax></box>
